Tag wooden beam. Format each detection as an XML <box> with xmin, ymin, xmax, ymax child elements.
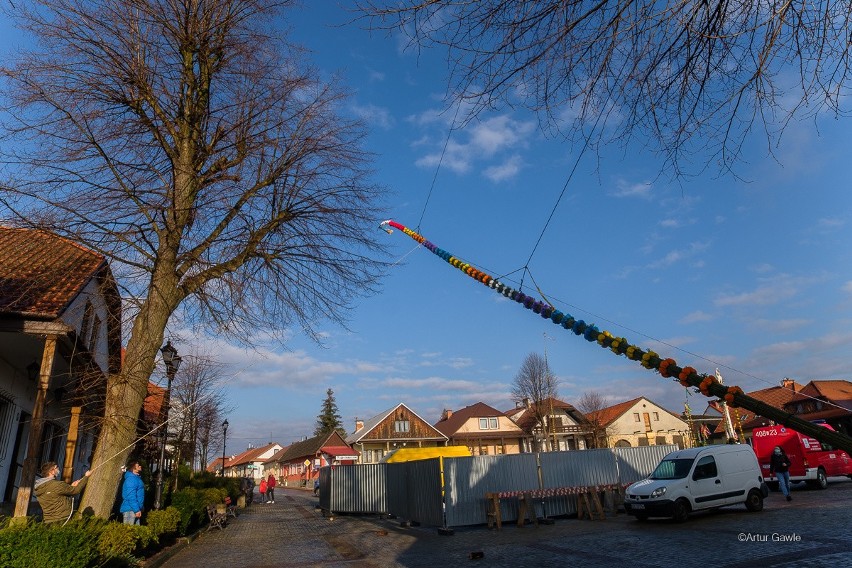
<box><xmin>14</xmin><ymin>335</ymin><xmax>57</xmax><ymax>518</ymax></box>
<box><xmin>62</xmin><ymin>406</ymin><xmax>82</xmax><ymax>483</ymax></box>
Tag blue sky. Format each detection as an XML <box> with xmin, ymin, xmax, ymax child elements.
<box><xmin>3</xmin><ymin>4</ymin><xmax>851</xmax><ymax>453</ymax></box>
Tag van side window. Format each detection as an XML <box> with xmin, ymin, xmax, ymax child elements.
<box><xmin>692</xmin><ymin>456</ymin><xmax>718</xmax><ymax>480</ymax></box>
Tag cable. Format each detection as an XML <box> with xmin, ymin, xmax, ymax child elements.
<box><xmin>415</xmin><ymin>102</ymin><xmax>463</xmax><ymax>232</ymax></box>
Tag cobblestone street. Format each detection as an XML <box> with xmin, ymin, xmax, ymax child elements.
<box><xmin>152</xmin><ymin>479</ymin><xmax>852</xmax><ymax>568</ymax></box>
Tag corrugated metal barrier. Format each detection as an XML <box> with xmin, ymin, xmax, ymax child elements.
<box><xmin>321</xmin><ymin>445</ymin><xmax>677</xmax><ymax>527</ymax></box>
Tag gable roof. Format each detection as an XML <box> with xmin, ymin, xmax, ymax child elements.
<box><xmin>0</xmin><ymin>227</ymin><xmax>106</xmax><ymax>318</ymax></box>
<box><xmin>586</xmin><ymin>397</ymin><xmax>644</xmax><ymax>427</ymax></box>
<box><xmin>228</xmin><ymin>442</ymin><xmax>281</xmax><ymax>467</ymax></box>
<box><xmin>434</xmin><ymin>402</ymin><xmax>515</xmax><ymax>436</ymax></box>
<box><xmin>505</xmin><ymin>397</ymin><xmax>591</xmax><ymax>431</ymax></box>
<box><xmin>266</xmin><ymin>431</ymin><xmax>353</xmax><ymax>464</ymax></box>
<box><xmin>346</xmin><ymin>403</ymin><xmax>447</xmax><ymax>444</ymax></box>
<box><xmin>782</xmin><ymin>380</ymin><xmax>852</xmax><ymax>420</ymax></box>
<box><xmin>711</xmin><ymin>381</ymin><xmax>804</xmax><ymax>433</ymax></box>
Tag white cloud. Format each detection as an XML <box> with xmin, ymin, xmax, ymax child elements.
<box><xmin>680</xmin><ymin>310</ymin><xmax>714</xmax><ymax>324</ymax></box>
<box><xmin>647</xmin><ymin>241</ymin><xmax>711</xmax><ymax>269</ymax></box>
<box><xmin>817</xmin><ymin>217</ymin><xmax>844</xmax><ymax>229</ymax></box>
<box><xmin>748</xmin><ymin>318</ymin><xmax>812</xmax><ymax>333</ymax></box>
<box><xmin>843</xmin><ymin>281</ymin><xmax>852</xmax><ymax>294</ymax></box>
<box><xmin>413</xmin><ymin>113</ymin><xmax>535</xmax><ymax>178</ymax></box>
<box><xmin>750</xmin><ymin>263</ymin><xmax>774</xmax><ymax>274</ymax></box>
<box><xmin>714</xmin><ymin>284</ymin><xmax>796</xmax><ymax>307</ymax></box>
<box><xmin>484</xmin><ymin>155</ymin><xmax>523</xmax><ymax>182</ymax></box>
<box><xmin>611</xmin><ymin>178</ymin><xmax>652</xmax><ymax>199</ymax></box>
<box><xmin>351</xmin><ymin>103</ymin><xmax>394</xmax><ymax>130</ymax></box>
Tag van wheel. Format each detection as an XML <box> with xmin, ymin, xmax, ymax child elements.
<box><xmin>811</xmin><ymin>468</ymin><xmax>828</xmax><ymax>490</ymax></box>
<box><xmin>745</xmin><ymin>489</ymin><xmax>764</xmax><ymax>512</ymax></box>
<box><xmin>672</xmin><ymin>499</ymin><xmax>689</xmax><ymax>523</ymax></box>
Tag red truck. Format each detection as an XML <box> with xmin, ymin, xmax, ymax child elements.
<box><xmin>751</xmin><ymin>422</ymin><xmax>852</xmax><ymax>489</ymax></box>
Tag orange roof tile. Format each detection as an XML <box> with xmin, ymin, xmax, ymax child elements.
<box><xmin>142</xmin><ymin>382</ymin><xmax>166</xmax><ymax>423</ymax></box>
<box><xmin>587</xmin><ymin>397</ymin><xmax>643</xmax><ymax>427</ymax></box>
<box><xmin>435</xmin><ymin>402</ymin><xmax>506</xmax><ymax>436</ymax></box>
<box><xmin>0</xmin><ymin>227</ymin><xmax>105</xmax><ymax>318</ymax></box>
<box><xmin>711</xmin><ymin>382</ymin><xmax>804</xmax><ymax>433</ymax></box>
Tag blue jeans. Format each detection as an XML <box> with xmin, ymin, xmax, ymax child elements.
<box><xmin>123</xmin><ymin>511</ymin><xmax>140</xmax><ymax>525</ymax></box>
<box><xmin>776</xmin><ymin>471</ymin><xmax>791</xmax><ymax>497</ymax></box>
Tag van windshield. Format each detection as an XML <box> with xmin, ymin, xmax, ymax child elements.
<box><xmin>650</xmin><ymin>458</ymin><xmax>694</xmax><ymax>480</ymax></box>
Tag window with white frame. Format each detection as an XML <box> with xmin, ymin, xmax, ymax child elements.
<box><xmin>479</xmin><ymin>417</ymin><xmax>499</xmax><ymax>430</ymax></box>
<box><xmin>394</xmin><ymin>420</ymin><xmax>410</xmax><ymax>433</ymax></box>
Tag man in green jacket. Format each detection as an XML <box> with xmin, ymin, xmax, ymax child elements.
<box><xmin>33</xmin><ymin>461</ymin><xmax>91</xmax><ymax>524</ymax></box>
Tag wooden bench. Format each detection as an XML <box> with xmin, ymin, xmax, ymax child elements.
<box><xmin>206</xmin><ymin>504</ymin><xmax>227</xmax><ymax>531</ymax></box>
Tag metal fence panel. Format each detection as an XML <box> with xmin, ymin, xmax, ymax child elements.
<box><xmin>328</xmin><ymin>464</ymin><xmax>388</xmax><ymax>514</ymax></box>
<box><xmin>444</xmin><ymin>454</ymin><xmax>539</xmax><ymax>527</ymax></box>
<box><xmin>536</xmin><ymin>449</ymin><xmax>620</xmax><ymax>517</ymax></box>
<box><xmin>614</xmin><ymin>444</ymin><xmax>676</xmax><ymax>484</ymax></box>
<box><xmin>400</xmin><ymin>458</ymin><xmax>444</xmax><ymax>526</ymax></box>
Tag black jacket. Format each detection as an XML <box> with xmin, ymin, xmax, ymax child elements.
<box><xmin>769</xmin><ymin>451</ymin><xmax>791</xmax><ymax>474</ymax></box>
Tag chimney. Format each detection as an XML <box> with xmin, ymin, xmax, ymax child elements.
<box><xmin>355</xmin><ymin>418</ymin><xmax>364</xmax><ymax>432</ymax></box>
<box><xmin>523</xmin><ymin>397</ymin><xmax>531</xmax><ymax>408</ymax></box>
<box><xmin>441</xmin><ymin>409</ymin><xmax>453</xmax><ymax>421</ymax></box>
<box><xmin>781</xmin><ymin>378</ymin><xmax>795</xmax><ymax>390</ymax></box>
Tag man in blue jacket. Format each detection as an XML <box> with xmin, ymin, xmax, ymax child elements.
<box><xmin>120</xmin><ymin>461</ymin><xmax>145</xmax><ymax>524</ymax></box>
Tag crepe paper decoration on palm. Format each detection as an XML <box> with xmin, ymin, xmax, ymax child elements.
<box><xmin>379</xmin><ymin>219</ymin><xmax>742</xmax><ymax>404</ymax></box>
<box><xmin>379</xmin><ymin>219</ymin><xmax>852</xmax><ymax>454</ymax></box>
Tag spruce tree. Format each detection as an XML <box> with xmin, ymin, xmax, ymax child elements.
<box><xmin>314</xmin><ymin>388</ymin><xmax>345</xmax><ymax>437</ymax></box>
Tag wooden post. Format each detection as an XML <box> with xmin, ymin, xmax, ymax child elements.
<box><xmin>62</xmin><ymin>406</ymin><xmax>82</xmax><ymax>483</ymax></box>
<box><xmin>13</xmin><ymin>336</ymin><xmax>57</xmax><ymax>518</ymax></box>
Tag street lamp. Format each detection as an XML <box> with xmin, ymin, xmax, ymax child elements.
<box><xmin>221</xmin><ymin>419</ymin><xmax>229</xmax><ymax>477</ymax></box>
<box><xmin>154</xmin><ymin>341</ymin><xmax>181</xmax><ymax>510</ymax></box>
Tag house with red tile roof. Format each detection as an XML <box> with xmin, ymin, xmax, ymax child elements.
<box><xmin>219</xmin><ymin>442</ymin><xmax>283</xmax><ymax>480</ymax></box>
<box><xmin>264</xmin><ymin>431</ymin><xmax>358</xmax><ymax>487</ymax></box>
<box><xmin>434</xmin><ymin>402</ymin><xmax>525</xmax><ymax>455</ymax></box>
<box><xmin>0</xmin><ymin>227</ymin><xmax>121</xmax><ymax>516</ymax></box>
<box><xmin>781</xmin><ymin>380</ymin><xmax>852</xmax><ymax>435</ymax></box>
<box><xmin>706</xmin><ymin>378</ymin><xmax>805</xmax><ymax>443</ymax></box>
<box><xmin>345</xmin><ymin>403</ymin><xmax>448</xmax><ymax>463</ymax></box>
<box><xmin>586</xmin><ymin>397</ymin><xmax>690</xmax><ymax>449</ymax></box>
<box><xmin>504</xmin><ymin>397</ymin><xmax>595</xmax><ymax>452</ymax></box>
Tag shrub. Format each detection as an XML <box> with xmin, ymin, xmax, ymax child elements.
<box><xmin>97</xmin><ymin>522</ymin><xmax>155</xmax><ymax>559</ymax></box>
<box><xmin>169</xmin><ymin>488</ymin><xmax>205</xmax><ymax>535</ymax></box>
<box><xmin>145</xmin><ymin>507</ymin><xmax>180</xmax><ymax>538</ymax></box>
<box><xmin>0</xmin><ymin>517</ymin><xmax>100</xmax><ymax>568</ymax></box>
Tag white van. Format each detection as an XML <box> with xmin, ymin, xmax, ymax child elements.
<box><xmin>624</xmin><ymin>445</ymin><xmax>768</xmax><ymax>521</ymax></box>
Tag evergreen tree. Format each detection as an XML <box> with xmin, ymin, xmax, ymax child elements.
<box><xmin>314</xmin><ymin>388</ymin><xmax>345</xmax><ymax>437</ymax></box>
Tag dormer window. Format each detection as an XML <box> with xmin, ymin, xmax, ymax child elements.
<box><xmin>479</xmin><ymin>418</ymin><xmax>498</xmax><ymax>430</ymax></box>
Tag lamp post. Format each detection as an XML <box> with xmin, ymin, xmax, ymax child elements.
<box><xmin>154</xmin><ymin>341</ymin><xmax>181</xmax><ymax>510</ymax></box>
<box><xmin>221</xmin><ymin>419</ymin><xmax>229</xmax><ymax>477</ymax></box>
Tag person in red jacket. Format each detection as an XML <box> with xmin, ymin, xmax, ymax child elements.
<box><xmin>258</xmin><ymin>477</ymin><xmax>267</xmax><ymax>504</ymax></box>
<box><xmin>266</xmin><ymin>473</ymin><xmax>277</xmax><ymax>503</ymax></box>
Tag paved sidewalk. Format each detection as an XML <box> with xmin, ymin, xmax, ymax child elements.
<box><xmin>153</xmin><ymin>482</ymin><xmax>852</xmax><ymax>568</ymax></box>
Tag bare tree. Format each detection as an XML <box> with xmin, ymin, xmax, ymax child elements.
<box><xmin>167</xmin><ymin>349</ymin><xmax>230</xmax><ymax>489</ymax></box>
<box><xmin>576</xmin><ymin>390</ymin><xmax>610</xmax><ymax>449</ymax></box>
<box><xmin>0</xmin><ymin>0</ymin><xmax>386</xmax><ymax>517</ymax></box>
<box><xmin>358</xmin><ymin>1</ymin><xmax>852</xmax><ymax>176</ymax></box>
<box><xmin>511</xmin><ymin>352</ymin><xmax>558</xmax><ymax>451</ymax></box>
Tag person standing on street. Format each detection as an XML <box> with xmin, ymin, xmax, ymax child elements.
<box><xmin>33</xmin><ymin>461</ymin><xmax>91</xmax><ymax>525</ymax></box>
<box><xmin>266</xmin><ymin>473</ymin><xmax>277</xmax><ymax>504</ymax></box>
<box><xmin>120</xmin><ymin>461</ymin><xmax>145</xmax><ymax>524</ymax></box>
<box><xmin>770</xmin><ymin>446</ymin><xmax>793</xmax><ymax>501</ymax></box>
<box><xmin>259</xmin><ymin>476</ymin><xmax>267</xmax><ymax>504</ymax></box>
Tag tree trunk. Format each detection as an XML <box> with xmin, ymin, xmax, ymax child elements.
<box><xmin>80</xmin><ymin>290</ymin><xmax>175</xmax><ymax>517</ymax></box>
